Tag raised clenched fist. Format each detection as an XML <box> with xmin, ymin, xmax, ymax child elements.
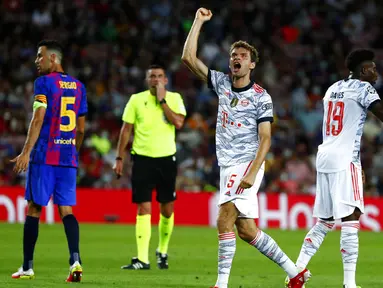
<box><xmin>195</xmin><ymin>8</ymin><xmax>213</xmax><ymax>22</ymax></box>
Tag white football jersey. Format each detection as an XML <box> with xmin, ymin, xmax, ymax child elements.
<box><xmin>208</xmin><ymin>69</ymin><xmax>274</xmax><ymax>167</ymax></box>
<box><xmin>316</xmin><ymin>79</ymin><xmax>380</xmax><ymax>172</ymax></box>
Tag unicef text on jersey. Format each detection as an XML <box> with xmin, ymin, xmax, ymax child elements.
<box><xmin>53</xmin><ymin>138</ymin><xmax>76</xmax><ymax>145</ymax></box>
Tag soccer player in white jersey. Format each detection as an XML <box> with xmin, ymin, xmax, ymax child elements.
<box><xmin>286</xmin><ymin>49</ymin><xmax>383</xmax><ymax>288</ymax></box>
<box><xmin>181</xmin><ymin>7</ymin><xmax>310</xmax><ymax>288</ymax></box>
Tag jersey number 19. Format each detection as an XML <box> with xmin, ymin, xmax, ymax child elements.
<box><xmin>325</xmin><ymin>101</ymin><xmax>344</xmax><ymax>136</ymax></box>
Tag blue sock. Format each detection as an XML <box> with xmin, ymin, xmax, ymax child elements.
<box><xmin>23</xmin><ymin>216</ymin><xmax>39</xmax><ymax>271</ymax></box>
<box><xmin>62</xmin><ymin>214</ymin><xmax>81</xmax><ymax>265</ymax></box>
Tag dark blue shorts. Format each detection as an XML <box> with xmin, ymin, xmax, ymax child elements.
<box><xmin>25</xmin><ymin>163</ymin><xmax>77</xmax><ymax>206</ymax></box>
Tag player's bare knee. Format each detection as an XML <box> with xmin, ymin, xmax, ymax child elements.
<box><xmin>216</xmin><ymin>213</ymin><xmax>235</xmax><ymax>233</ymax></box>
<box><xmin>27</xmin><ymin>201</ymin><xmax>42</xmax><ymax>217</ymax></box>
<box><xmin>217</xmin><ymin>203</ymin><xmax>238</xmax><ymax>233</ymax></box>
<box><xmin>137</xmin><ymin>202</ymin><xmax>152</xmax><ymax>215</ymax></box>
<box><xmin>58</xmin><ymin>206</ymin><xmax>73</xmax><ymax>219</ymax></box>
<box><xmin>217</xmin><ymin>217</ymin><xmax>235</xmax><ymax>233</ymax></box>
<box><xmin>160</xmin><ymin>201</ymin><xmax>174</xmax><ymax>218</ymax></box>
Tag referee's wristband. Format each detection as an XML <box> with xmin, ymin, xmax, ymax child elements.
<box><xmin>116</xmin><ymin>157</ymin><xmax>123</xmax><ymax>161</ymax></box>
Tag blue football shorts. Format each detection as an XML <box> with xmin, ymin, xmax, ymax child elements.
<box><xmin>25</xmin><ymin>163</ymin><xmax>77</xmax><ymax>206</ymax></box>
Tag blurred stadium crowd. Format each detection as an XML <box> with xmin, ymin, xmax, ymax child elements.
<box><xmin>1</xmin><ymin>0</ymin><xmax>383</xmax><ymax>195</ymax></box>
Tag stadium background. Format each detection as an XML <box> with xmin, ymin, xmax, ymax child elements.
<box><xmin>1</xmin><ymin>1</ymin><xmax>383</xmax><ymax>287</ymax></box>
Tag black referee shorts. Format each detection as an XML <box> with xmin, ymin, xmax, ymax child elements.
<box><xmin>131</xmin><ymin>153</ymin><xmax>177</xmax><ymax>204</ymax></box>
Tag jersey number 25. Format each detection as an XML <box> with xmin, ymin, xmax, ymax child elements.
<box><xmin>325</xmin><ymin>101</ymin><xmax>344</xmax><ymax>136</ymax></box>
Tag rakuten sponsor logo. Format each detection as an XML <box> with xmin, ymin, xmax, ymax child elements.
<box><xmin>0</xmin><ymin>195</ymin><xmax>55</xmax><ymax>224</ymax></box>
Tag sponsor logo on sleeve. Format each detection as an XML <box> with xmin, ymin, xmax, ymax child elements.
<box><xmin>261</xmin><ymin>103</ymin><xmax>273</xmax><ymax>110</ymax></box>
<box><xmin>367</xmin><ymin>86</ymin><xmax>377</xmax><ymax>94</ymax></box>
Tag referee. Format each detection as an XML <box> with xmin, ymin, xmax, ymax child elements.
<box><xmin>113</xmin><ymin>65</ymin><xmax>186</xmax><ymax>270</ymax></box>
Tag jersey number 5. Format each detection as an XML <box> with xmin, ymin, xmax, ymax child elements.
<box><xmin>60</xmin><ymin>97</ymin><xmax>76</xmax><ymax>132</ymax></box>
<box><xmin>227</xmin><ymin>174</ymin><xmax>237</xmax><ymax>188</ymax></box>
<box><xmin>326</xmin><ymin>101</ymin><xmax>344</xmax><ymax>136</ymax></box>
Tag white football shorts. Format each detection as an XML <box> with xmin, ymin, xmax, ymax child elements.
<box><xmin>218</xmin><ymin>160</ymin><xmax>264</xmax><ymax>219</ymax></box>
<box><xmin>313</xmin><ymin>162</ymin><xmax>364</xmax><ymax>219</ymax></box>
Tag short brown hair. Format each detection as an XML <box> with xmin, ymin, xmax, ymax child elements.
<box><xmin>230</xmin><ymin>41</ymin><xmax>259</xmax><ymax>63</ymax></box>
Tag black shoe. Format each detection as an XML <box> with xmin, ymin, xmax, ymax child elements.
<box><xmin>156</xmin><ymin>250</ymin><xmax>168</xmax><ymax>269</ymax></box>
<box><xmin>121</xmin><ymin>257</ymin><xmax>150</xmax><ymax>270</ymax></box>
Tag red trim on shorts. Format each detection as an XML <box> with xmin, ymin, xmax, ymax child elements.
<box><xmin>235</xmin><ymin>161</ymin><xmax>253</xmax><ymax>195</ymax></box>
<box><xmin>350</xmin><ymin>163</ymin><xmax>360</xmax><ymax>201</ymax></box>
<box><xmin>235</xmin><ymin>187</ymin><xmax>244</xmax><ymax>195</ymax></box>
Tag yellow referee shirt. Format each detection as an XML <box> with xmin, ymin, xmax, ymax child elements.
<box><xmin>122</xmin><ymin>90</ymin><xmax>186</xmax><ymax>158</ymax></box>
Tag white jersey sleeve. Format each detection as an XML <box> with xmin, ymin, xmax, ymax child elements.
<box><xmin>316</xmin><ymin>79</ymin><xmax>381</xmax><ymax>172</ymax></box>
<box><xmin>356</xmin><ymin>83</ymin><xmax>380</xmax><ymax>109</ymax></box>
<box><xmin>256</xmin><ymin>92</ymin><xmax>274</xmax><ymax>123</ymax></box>
<box><xmin>208</xmin><ymin>69</ymin><xmax>226</xmax><ymax>93</ymax></box>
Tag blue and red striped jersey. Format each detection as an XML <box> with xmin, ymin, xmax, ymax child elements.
<box><xmin>31</xmin><ymin>72</ymin><xmax>87</xmax><ymax>168</ymax></box>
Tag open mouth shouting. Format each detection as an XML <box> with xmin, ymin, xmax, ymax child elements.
<box><xmin>233</xmin><ymin>62</ymin><xmax>241</xmax><ymax>73</ymax></box>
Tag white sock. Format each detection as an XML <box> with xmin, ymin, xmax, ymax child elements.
<box><xmin>341</xmin><ymin>221</ymin><xmax>359</xmax><ymax>288</ymax></box>
<box><xmin>249</xmin><ymin>230</ymin><xmax>298</xmax><ymax>278</ymax></box>
<box><xmin>296</xmin><ymin>220</ymin><xmax>335</xmax><ymax>269</ymax></box>
<box><xmin>215</xmin><ymin>232</ymin><xmax>236</xmax><ymax>288</ymax></box>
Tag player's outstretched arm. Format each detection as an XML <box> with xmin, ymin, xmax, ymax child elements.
<box><xmin>76</xmin><ymin>116</ymin><xmax>85</xmax><ymax>152</ymax></box>
<box><xmin>239</xmin><ymin>122</ymin><xmax>272</xmax><ymax>189</ymax></box>
<box><xmin>369</xmin><ymin>100</ymin><xmax>383</xmax><ymax>122</ymax></box>
<box><xmin>181</xmin><ymin>8</ymin><xmax>212</xmax><ymax>82</ymax></box>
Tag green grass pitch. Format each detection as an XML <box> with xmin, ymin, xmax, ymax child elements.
<box><xmin>0</xmin><ymin>223</ymin><xmax>381</xmax><ymax>287</ymax></box>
